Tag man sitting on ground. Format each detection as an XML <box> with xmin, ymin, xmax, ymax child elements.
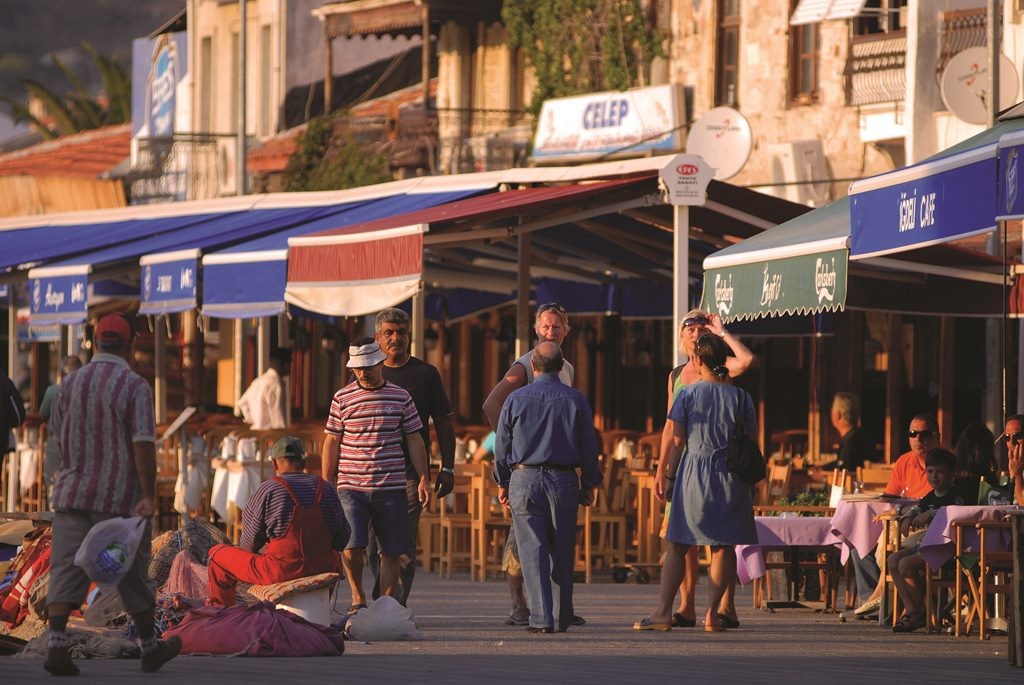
<box><xmin>207</xmin><ymin>437</ymin><xmax>348</xmax><ymax>606</ymax></box>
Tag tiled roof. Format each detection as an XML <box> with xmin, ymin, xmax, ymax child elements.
<box><xmin>247</xmin><ymin>79</ymin><xmax>437</xmax><ymax>174</ymax></box>
<box><xmin>0</xmin><ymin>124</ymin><xmax>131</xmax><ymax>179</ymax></box>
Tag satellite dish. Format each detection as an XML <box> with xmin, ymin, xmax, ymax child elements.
<box><xmin>685</xmin><ymin>107</ymin><xmax>752</xmax><ymax>180</ymax></box>
<box><xmin>940</xmin><ymin>47</ymin><xmax>1018</xmax><ymax>125</ymax></box>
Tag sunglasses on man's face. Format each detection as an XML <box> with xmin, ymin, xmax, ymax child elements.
<box><xmin>907</xmin><ymin>429</ymin><xmax>936</xmax><ymax>439</ymax></box>
<box><xmin>683</xmin><ymin>316</ymin><xmax>710</xmax><ymax>329</ymax></box>
<box><xmin>1001</xmin><ymin>431</ymin><xmax>1024</xmax><ymax>443</ymax></box>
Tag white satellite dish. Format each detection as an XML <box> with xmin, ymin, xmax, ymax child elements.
<box><xmin>685</xmin><ymin>107</ymin><xmax>752</xmax><ymax>180</ymax></box>
<box><xmin>940</xmin><ymin>47</ymin><xmax>1018</xmax><ymax>125</ymax></box>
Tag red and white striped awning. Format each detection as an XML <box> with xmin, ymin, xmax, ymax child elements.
<box><xmin>284</xmin><ymin>176</ymin><xmax>660</xmax><ymax>316</ymax></box>
<box><xmin>284</xmin><ymin>223</ymin><xmax>426</xmax><ymax>316</ymax></box>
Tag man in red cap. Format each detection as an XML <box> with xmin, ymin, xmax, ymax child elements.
<box><xmin>45</xmin><ymin>313</ymin><xmax>180</xmax><ymax>676</ymax></box>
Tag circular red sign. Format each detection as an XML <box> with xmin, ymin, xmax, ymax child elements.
<box><xmin>676</xmin><ymin>163</ymin><xmax>699</xmax><ymax>175</ymax></box>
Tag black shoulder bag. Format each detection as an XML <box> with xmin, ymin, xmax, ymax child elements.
<box><xmin>725</xmin><ymin>392</ymin><xmax>765</xmax><ymax>485</ymax></box>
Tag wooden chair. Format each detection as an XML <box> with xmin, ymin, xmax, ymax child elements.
<box><xmin>877</xmin><ymin>511</ymin><xmax>905</xmax><ymax>626</ymax></box>
<box><xmin>438</xmin><ymin>477</ymin><xmax>473</xmax><ymax>577</ymax></box>
<box><xmin>973</xmin><ymin>520</ymin><xmax>1014</xmax><ymax>640</ymax></box>
<box><xmin>582</xmin><ymin>487</ymin><xmax>628</xmax><ymax>582</ymax></box>
<box><xmin>856</xmin><ymin>463</ymin><xmax>894</xmax><ymax>493</ymax></box>
<box><xmin>757</xmin><ymin>463</ymin><xmax>792</xmax><ymax>505</ymax></box>
<box><xmin>470</xmin><ymin>464</ymin><xmax>511</xmax><ymax>581</ymax></box>
<box><xmin>633</xmin><ymin>431</ymin><xmax>662</xmax><ymax>472</ymax></box>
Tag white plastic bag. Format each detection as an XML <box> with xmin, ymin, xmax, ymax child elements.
<box><xmin>345</xmin><ymin>596</ymin><xmax>422</xmax><ymax>641</ymax></box>
<box><xmin>73</xmin><ymin>516</ymin><xmax>146</xmax><ymax>591</ymax></box>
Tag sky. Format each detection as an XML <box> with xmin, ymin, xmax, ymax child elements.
<box><xmin>0</xmin><ymin>0</ymin><xmax>184</xmax><ymax>142</ymax></box>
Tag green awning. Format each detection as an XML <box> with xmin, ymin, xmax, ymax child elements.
<box><xmin>700</xmin><ymin>198</ymin><xmax>849</xmax><ymax>321</ymax></box>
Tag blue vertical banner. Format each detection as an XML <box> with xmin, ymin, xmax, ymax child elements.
<box><xmin>140</xmin><ymin>250</ymin><xmax>199</xmax><ymax>315</ymax></box>
<box><xmin>29</xmin><ymin>270</ymin><xmax>89</xmax><ymax>326</ymax></box>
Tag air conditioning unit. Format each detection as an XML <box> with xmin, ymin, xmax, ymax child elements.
<box><xmin>217</xmin><ymin>137</ymin><xmax>237</xmax><ymax>196</ymax></box>
<box><xmin>765</xmin><ymin>140</ymin><xmax>830</xmax><ymax>206</ymax></box>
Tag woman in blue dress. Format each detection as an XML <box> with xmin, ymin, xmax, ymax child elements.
<box><xmin>634</xmin><ymin>334</ymin><xmax>757</xmax><ymax>632</ymax></box>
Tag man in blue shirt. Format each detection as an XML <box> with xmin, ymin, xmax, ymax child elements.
<box><xmin>494</xmin><ymin>342</ymin><xmax>601</xmax><ymax>633</ymax></box>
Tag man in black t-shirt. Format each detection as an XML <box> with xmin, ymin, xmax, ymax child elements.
<box><xmin>887</xmin><ymin>448</ymin><xmax>964</xmax><ymax>633</ymax></box>
<box><xmin>367</xmin><ymin>307</ymin><xmax>457</xmax><ymax>604</ymax></box>
<box><xmin>812</xmin><ymin>392</ymin><xmax>878</xmax><ymax>480</ymax></box>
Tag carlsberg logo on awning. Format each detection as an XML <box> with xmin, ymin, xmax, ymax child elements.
<box><xmin>714</xmin><ymin>273</ymin><xmax>734</xmax><ymax>316</ymax></box>
<box><xmin>815</xmin><ymin>256</ymin><xmax>838</xmax><ymax>303</ymax></box>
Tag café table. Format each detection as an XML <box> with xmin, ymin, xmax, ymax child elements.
<box><xmin>828</xmin><ymin>496</ymin><xmax>915</xmax><ymax>564</ymax></box>
<box><xmin>736</xmin><ymin>515</ymin><xmax>840</xmax><ymax>610</ymax></box>
<box><xmin>918</xmin><ymin>505</ymin><xmax>1018</xmax><ymax>570</ymax></box>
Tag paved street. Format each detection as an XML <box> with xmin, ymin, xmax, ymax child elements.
<box><xmin>3</xmin><ymin>569</ymin><xmax>1021</xmax><ymax>684</ymax></box>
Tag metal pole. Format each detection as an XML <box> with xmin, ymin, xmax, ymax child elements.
<box><xmin>672</xmin><ymin>204</ymin><xmax>689</xmax><ymax>368</ymax></box>
<box><xmin>233</xmin><ymin>319</ymin><xmax>245</xmax><ymax>412</ymax></box>
<box><xmin>986</xmin><ymin>0</ymin><xmax>1002</xmax><ymax>428</ymax></box>
<box><xmin>237</xmin><ymin>0</ymin><xmax>248</xmax><ymax>196</ymax></box>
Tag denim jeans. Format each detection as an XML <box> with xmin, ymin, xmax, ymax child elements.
<box><xmin>509</xmin><ymin>468</ymin><xmax>579</xmax><ymax>631</ymax></box>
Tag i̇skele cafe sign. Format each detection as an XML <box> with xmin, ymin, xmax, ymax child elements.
<box><xmin>700</xmin><ymin>249</ymin><xmax>848</xmax><ymax>322</ymax></box>
<box><xmin>531</xmin><ymin>84</ymin><xmax>686</xmax><ymax>163</ymax></box>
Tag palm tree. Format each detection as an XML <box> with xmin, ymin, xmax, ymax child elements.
<box><xmin>0</xmin><ymin>42</ymin><xmax>131</xmax><ymax>140</ymax></box>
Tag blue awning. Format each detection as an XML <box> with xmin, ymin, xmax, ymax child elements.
<box><xmin>136</xmin><ymin>204</ymin><xmax>372</xmax><ymax>315</ymax></box>
<box><xmin>1</xmin><ymin>213</ymin><xmax>227</xmax><ymax>273</ymax></box>
<box><xmin>850</xmin><ymin>116</ymin><xmax>1024</xmax><ymax>259</ymax></box>
<box><xmin>200</xmin><ymin>189</ymin><xmax>486</xmax><ymax>319</ymax></box>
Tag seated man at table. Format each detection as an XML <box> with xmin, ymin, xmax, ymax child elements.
<box><xmin>207</xmin><ymin>437</ymin><xmax>348</xmax><ymax>606</ymax></box>
<box><xmin>810</xmin><ymin>392</ymin><xmax>878</xmax><ymax>481</ymax></box>
<box><xmin>849</xmin><ymin>414</ymin><xmax>939</xmax><ymax>618</ymax></box>
<box><xmin>887</xmin><ymin>447</ymin><xmax>965</xmax><ymax>633</ymax></box>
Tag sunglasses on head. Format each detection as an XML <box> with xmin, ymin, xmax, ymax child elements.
<box><xmin>907</xmin><ymin>429</ymin><xmax>936</xmax><ymax>439</ymax></box>
<box><xmin>1001</xmin><ymin>431</ymin><xmax>1024</xmax><ymax>443</ymax></box>
<box><xmin>683</xmin><ymin>316</ymin><xmax>710</xmax><ymax>329</ymax></box>
<box><xmin>537</xmin><ymin>302</ymin><xmax>567</xmax><ymax>316</ymax></box>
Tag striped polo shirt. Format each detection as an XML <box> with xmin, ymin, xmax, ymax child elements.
<box><xmin>49</xmin><ymin>353</ymin><xmax>155</xmax><ymax>516</ymax></box>
<box><xmin>239</xmin><ymin>473</ymin><xmax>349</xmax><ymax>553</ymax></box>
<box><xmin>324</xmin><ymin>380</ymin><xmax>423</xmax><ymax>492</ymax></box>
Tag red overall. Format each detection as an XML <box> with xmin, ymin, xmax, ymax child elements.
<box><xmin>207</xmin><ymin>477</ymin><xmax>342</xmax><ymax>607</ymax></box>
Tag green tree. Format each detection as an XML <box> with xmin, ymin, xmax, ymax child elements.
<box><xmin>283</xmin><ymin>115</ymin><xmax>391</xmax><ymax>192</ymax></box>
<box><xmin>0</xmin><ymin>42</ymin><xmax>131</xmax><ymax>140</ymax></box>
<box><xmin>503</xmin><ymin>0</ymin><xmax>664</xmax><ymax>116</ymax></box>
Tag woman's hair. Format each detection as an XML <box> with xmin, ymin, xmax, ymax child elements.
<box><xmin>953</xmin><ymin>421</ymin><xmax>997</xmax><ymax>481</ymax></box>
<box><xmin>695</xmin><ymin>334</ymin><xmax>730</xmax><ymax>379</ymax></box>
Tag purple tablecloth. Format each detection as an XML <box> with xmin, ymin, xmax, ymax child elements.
<box><xmin>736</xmin><ymin>516</ymin><xmax>838</xmax><ymax>585</ymax></box>
<box><xmin>918</xmin><ymin>505</ymin><xmax>1018</xmax><ymax>570</ymax></box>
<box><xmin>828</xmin><ymin>499</ymin><xmax>912</xmax><ymax>564</ymax></box>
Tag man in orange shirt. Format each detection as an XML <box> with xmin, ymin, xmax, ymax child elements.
<box><xmin>850</xmin><ymin>414</ymin><xmax>939</xmax><ymax>618</ymax></box>
<box><xmin>884</xmin><ymin>414</ymin><xmax>939</xmax><ymax>499</ymax></box>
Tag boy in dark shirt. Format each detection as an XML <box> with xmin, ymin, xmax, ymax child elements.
<box><xmin>888</xmin><ymin>447</ymin><xmax>964</xmax><ymax>632</ymax></box>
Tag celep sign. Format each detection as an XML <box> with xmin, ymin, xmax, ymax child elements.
<box><xmin>659</xmin><ymin>154</ymin><xmax>713</xmax><ymax>206</ymax></box>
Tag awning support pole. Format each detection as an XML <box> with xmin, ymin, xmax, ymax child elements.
<box><xmin>516</xmin><ymin>232</ymin><xmax>532</xmax><ymax>358</ymax></box>
<box><xmin>673</xmin><ymin>204</ymin><xmax>689</xmax><ymax>368</ymax></box>
<box><xmin>411</xmin><ymin>286</ymin><xmax>425</xmax><ymax>359</ymax></box>
<box><xmin>154</xmin><ymin>315</ymin><xmax>166</xmax><ymax>425</ymax></box>
<box><xmin>257</xmin><ymin>316</ymin><xmax>270</xmax><ymax>376</ymax></box>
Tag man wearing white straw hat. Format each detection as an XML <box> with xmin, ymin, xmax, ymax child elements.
<box><xmin>322</xmin><ymin>337</ymin><xmax>431</xmax><ymax>614</ymax></box>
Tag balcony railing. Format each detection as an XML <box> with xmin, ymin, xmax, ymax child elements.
<box><xmin>937</xmin><ymin>8</ymin><xmax>988</xmax><ymax>83</ymax></box>
<box><xmin>127</xmin><ymin>133</ymin><xmax>237</xmax><ymax>204</ymax></box>
<box><xmin>844</xmin><ymin>30</ymin><xmax>907</xmax><ymax>106</ymax></box>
